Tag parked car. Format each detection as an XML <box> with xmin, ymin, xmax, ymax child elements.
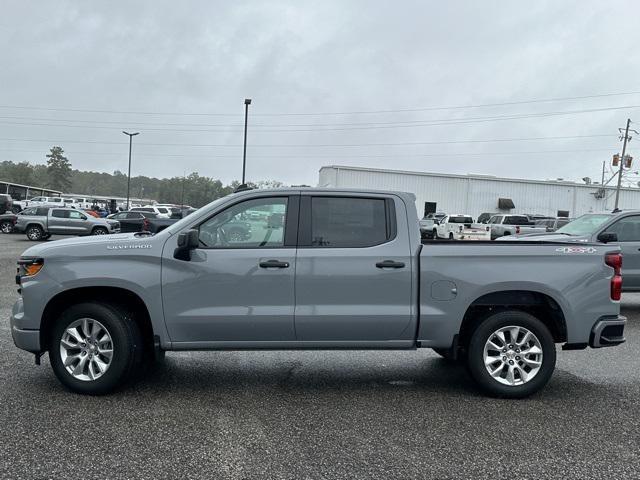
<box><xmin>0</xmin><ymin>212</ymin><xmax>17</xmax><ymax>233</ymax></box>
<box><xmin>476</xmin><ymin>212</ymin><xmax>498</xmax><ymax>224</ymax></box>
<box><xmin>419</xmin><ymin>212</ymin><xmax>446</xmax><ymax>239</ymax></box>
<box><xmin>487</xmin><ymin>214</ymin><xmax>547</xmax><ymax>240</ymax></box>
<box><xmin>11</xmin><ymin>188</ymin><xmax>625</xmax><ymax>398</ymax></box>
<box><xmin>500</xmin><ymin>210</ymin><xmax>640</xmax><ymax>292</ymax></box>
<box><xmin>25</xmin><ymin>196</ymin><xmax>66</xmax><ymax>208</ymax></box>
<box><xmin>14</xmin><ymin>207</ymin><xmax>120</xmax><ymax>240</ymax></box>
<box><xmin>107</xmin><ymin>211</ymin><xmax>159</xmax><ymax>233</ymax></box>
<box><xmin>131</xmin><ymin>206</ymin><xmax>171</xmax><ymax>218</ymax></box>
<box><xmin>0</xmin><ymin>194</ymin><xmax>14</xmax><ymax>214</ymax></box>
<box><xmin>434</xmin><ymin>214</ymin><xmax>489</xmax><ymax>240</ymax></box>
<box><xmin>534</xmin><ymin>217</ymin><xmax>572</xmax><ymax>232</ymax></box>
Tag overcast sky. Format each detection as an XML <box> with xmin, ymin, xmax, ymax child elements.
<box><xmin>2</xmin><ymin>1</ymin><xmax>640</xmax><ymax>186</ymax></box>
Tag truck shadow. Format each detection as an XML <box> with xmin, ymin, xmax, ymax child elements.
<box><xmin>129</xmin><ymin>352</ymin><xmax>604</xmax><ymax>401</ymax></box>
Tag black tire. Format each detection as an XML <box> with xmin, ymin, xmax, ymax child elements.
<box><xmin>448</xmin><ymin>232</ymin><xmax>454</xmax><ymax>240</ymax></box>
<box><xmin>432</xmin><ymin>229</ymin><xmax>438</xmax><ymax>239</ymax></box>
<box><xmin>49</xmin><ymin>303</ymin><xmax>143</xmax><ymax>395</ymax></box>
<box><xmin>91</xmin><ymin>227</ymin><xmax>108</xmax><ymax>235</ymax></box>
<box><xmin>0</xmin><ymin>220</ymin><xmax>13</xmax><ymax>234</ymax></box>
<box><xmin>466</xmin><ymin>310</ymin><xmax>556</xmax><ymax>398</ymax></box>
<box><xmin>26</xmin><ymin>224</ymin><xmax>44</xmax><ymax>241</ymax></box>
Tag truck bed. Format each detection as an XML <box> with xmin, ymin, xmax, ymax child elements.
<box><xmin>417</xmin><ymin>240</ymin><xmax>618</xmax><ymax>347</ymax></box>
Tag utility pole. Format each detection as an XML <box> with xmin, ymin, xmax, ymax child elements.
<box><xmin>242</xmin><ymin>98</ymin><xmax>252</xmax><ymax>185</ymax></box>
<box><xmin>601</xmin><ymin>161</ymin><xmax>605</xmax><ymax>186</ymax></box>
<box><xmin>614</xmin><ymin>119</ymin><xmax>639</xmax><ymax>210</ymax></box>
<box><xmin>122</xmin><ymin>131</ymin><xmax>140</xmax><ymax>210</ymax></box>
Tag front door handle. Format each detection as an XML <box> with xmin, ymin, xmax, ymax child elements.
<box><xmin>376</xmin><ymin>260</ymin><xmax>405</xmax><ymax>269</ymax></box>
<box><xmin>259</xmin><ymin>259</ymin><xmax>290</xmax><ymax>268</ymax></box>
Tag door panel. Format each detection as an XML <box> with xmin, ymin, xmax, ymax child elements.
<box><xmin>161</xmin><ymin>195</ymin><xmax>298</xmax><ymax>343</ymax></box>
<box><xmin>294</xmin><ymin>194</ymin><xmax>414</xmax><ymax>342</ymax></box>
<box><xmin>48</xmin><ymin>210</ymin><xmax>68</xmax><ymax>234</ymax></box>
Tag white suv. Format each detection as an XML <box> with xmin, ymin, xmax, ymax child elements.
<box><xmin>130</xmin><ymin>206</ymin><xmax>171</xmax><ymax>218</ymax></box>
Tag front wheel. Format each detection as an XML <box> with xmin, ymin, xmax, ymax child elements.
<box><xmin>466</xmin><ymin>310</ymin><xmax>556</xmax><ymax>398</ymax></box>
<box><xmin>91</xmin><ymin>227</ymin><xmax>108</xmax><ymax>235</ymax></box>
<box><xmin>448</xmin><ymin>232</ymin><xmax>454</xmax><ymax>240</ymax></box>
<box><xmin>49</xmin><ymin>303</ymin><xmax>143</xmax><ymax>394</ymax></box>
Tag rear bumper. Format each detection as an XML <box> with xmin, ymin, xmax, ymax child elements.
<box><xmin>589</xmin><ymin>316</ymin><xmax>626</xmax><ymax>348</ymax></box>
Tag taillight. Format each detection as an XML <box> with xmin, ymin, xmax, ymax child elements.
<box><xmin>515</xmin><ymin>226</ymin><xmax>520</xmax><ymax>234</ymax></box>
<box><xmin>143</xmin><ymin>218</ymin><xmax>150</xmax><ymax>231</ymax></box>
<box><xmin>606</xmin><ymin>253</ymin><xmax>622</xmax><ymax>300</ymax></box>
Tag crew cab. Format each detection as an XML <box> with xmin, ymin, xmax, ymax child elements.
<box><xmin>11</xmin><ymin>188</ymin><xmax>625</xmax><ymax>398</ymax></box>
<box><xmin>488</xmin><ymin>214</ymin><xmax>546</xmax><ymax>240</ymax></box>
<box><xmin>14</xmin><ymin>207</ymin><xmax>120</xmax><ymax>240</ymax></box>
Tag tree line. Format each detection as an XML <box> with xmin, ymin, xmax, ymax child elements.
<box><xmin>0</xmin><ymin>147</ymin><xmax>284</xmax><ymax>207</ymax></box>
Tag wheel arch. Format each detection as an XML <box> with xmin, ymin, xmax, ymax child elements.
<box><xmin>458</xmin><ymin>290</ymin><xmax>567</xmax><ymax>348</ymax></box>
<box><xmin>40</xmin><ymin>286</ymin><xmax>154</xmax><ymax>353</ymax></box>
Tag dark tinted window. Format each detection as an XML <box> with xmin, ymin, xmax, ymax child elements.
<box><xmin>125</xmin><ymin>212</ymin><xmax>142</xmax><ymax>219</ymax></box>
<box><xmin>606</xmin><ymin>216</ymin><xmax>640</xmax><ymax>242</ymax></box>
<box><xmin>51</xmin><ymin>209</ymin><xmax>67</xmax><ymax>218</ymax></box>
<box><xmin>449</xmin><ymin>216</ymin><xmax>473</xmax><ymax>224</ymax></box>
<box><xmin>310</xmin><ymin>197</ymin><xmax>388</xmax><ymax>247</ymax></box>
<box><xmin>504</xmin><ymin>216</ymin><xmax>529</xmax><ymax>225</ymax></box>
<box><xmin>133</xmin><ymin>208</ymin><xmax>153</xmax><ymax>212</ymax></box>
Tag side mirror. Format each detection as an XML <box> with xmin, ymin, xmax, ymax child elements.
<box><xmin>174</xmin><ymin>229</ymin><xmax>200</xmax><ymax>260</ymax></box>
<box><xmin>597</xmin><ymin>232</ymin><xmax>617</xmax><ymax>243</ymax></box>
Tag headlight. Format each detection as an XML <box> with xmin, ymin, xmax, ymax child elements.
<box><xmin>16</xmin><ymin>257</ymin><xmax>44</xmax><ymax>284</ymax></box>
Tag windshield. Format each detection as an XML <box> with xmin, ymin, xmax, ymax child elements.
<box><xmin>556</xmin><ymin>214</ymin><xmax>612</xmax><ymax>236</ymax></box>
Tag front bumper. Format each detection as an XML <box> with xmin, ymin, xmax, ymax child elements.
<box><xmin>10</xmin><ymin>298</ymin><xmax>40</xmax><ymax>352</ymax></box>
<box><xmin>590</xmin><ymin>316</ymin><xmax>626</xmax><ymax>348</ymax></box>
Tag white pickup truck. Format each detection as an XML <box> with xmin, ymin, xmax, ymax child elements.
<box><xmin>434</xmin><ymin>214</ymin><xmax>491</xmax><ymax>240</ymax></box>
<box><xmin>488</xmin><ymin>214</ymin><xmax>547</xmax><ymax>240</ymax></box>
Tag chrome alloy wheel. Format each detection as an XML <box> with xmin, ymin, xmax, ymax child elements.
<box><xmin>483</xmin><ymin>325</ymin><xmax>543</xmax><ymax>386</ymax></box>
<box><xmin>59</xmin><ymin>318</ymin><xmax>114</xmax><ymax>381</ymax></box>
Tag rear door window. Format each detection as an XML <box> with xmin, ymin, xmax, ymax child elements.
<box><xmin>51</xmin><ymin>209</ymin><xmax>67</xmax><ymax>218</ymax></box>
<box><xmin>308</xmin><ymin>196</ymin><xmax>390</xmax><ymax>248</ymax></box>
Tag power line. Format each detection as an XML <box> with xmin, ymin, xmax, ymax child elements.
<box><xmin>1</xmin><ymin>90</ymin><xmax>639</xmax><ymax>117</ymax></box>
<box><xmin>0</xmin><ymin>134</ymin><xmax>616</xmax><ymax>148</ymax></box>
<box><xmin>0</xmin><ymin>105</ymin><xmax>637</xmax><ymax>132</ymax></box>
<box><xmin>0</xmin><ymin>147</ymin><xmax>614</xmax><ymax>159</ymax></box>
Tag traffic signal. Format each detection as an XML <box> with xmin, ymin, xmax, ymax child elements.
<box><xmin>613</xmin><ymin>154</ymin><xmax>620</xmax><ymax>166</ymax></box>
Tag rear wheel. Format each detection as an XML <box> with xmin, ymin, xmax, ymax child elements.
<box><xmin>26</xmin><ymin>225</ymin><xmax>44</xmax><ymax>241</ymax></box>
<box><xmin>466</xmin><ymin>310</ymin><xmax>555</xmax><ymax>398</ymax></box>
<box><xmin>49</xmin><ymin>303</ymin><xmax>143</xmax><ymax>395</ymax></box>
<box><xmin>91</xmin><ymin>227</ymin><xmax>108</xmax><ymax>235</ymax></box>
<box><xmin>0</xmin><ymin>220</ymin><xmax>13</xmax><ymax>234</ymax></box>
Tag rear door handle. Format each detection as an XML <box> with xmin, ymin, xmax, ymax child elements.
<box><xmin>376</xmin><ymin>260</ymin><xmax>405</xmax><ymax>269</ymax></box>
<box><xmin>259</xmin><ymin>259</ymin><xmax>290</xmax><ymax>268</ymax></box>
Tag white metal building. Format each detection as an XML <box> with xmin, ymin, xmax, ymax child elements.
<box><xmin>318</xmin><ymin>165</ymin><xmax>640</xmax><ymax>219</ymax></box>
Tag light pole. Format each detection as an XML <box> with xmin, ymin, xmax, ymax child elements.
<box><xmin>122</xmin><ymin>131</ymin><xmax>139</xmax><ymax>210</ymax></box>
<box><xmin>242</xmin><ymin>98</ymin><xmax>252</xmax><ymax>185</ymax></box>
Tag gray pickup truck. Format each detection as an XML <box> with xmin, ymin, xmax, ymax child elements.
<box><xmin>11</xmin><ymin>188</ymin><xmax>626</xmax><ymax>398</ymax></box>
<box><xmin>488</xmin><ymin>214</ymin><xmax>547</xmax><ymax>240</ymax></box>
<box><xmin>14</xmin><ymin>207</ymin><xmax>120</xmax><ymax>240</ymax></box>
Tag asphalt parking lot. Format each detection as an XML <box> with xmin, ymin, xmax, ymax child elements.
<box><xmin>1</xmin><ymin>233</ymin><xmax>639</xmax><ymax>479</ymax></box>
